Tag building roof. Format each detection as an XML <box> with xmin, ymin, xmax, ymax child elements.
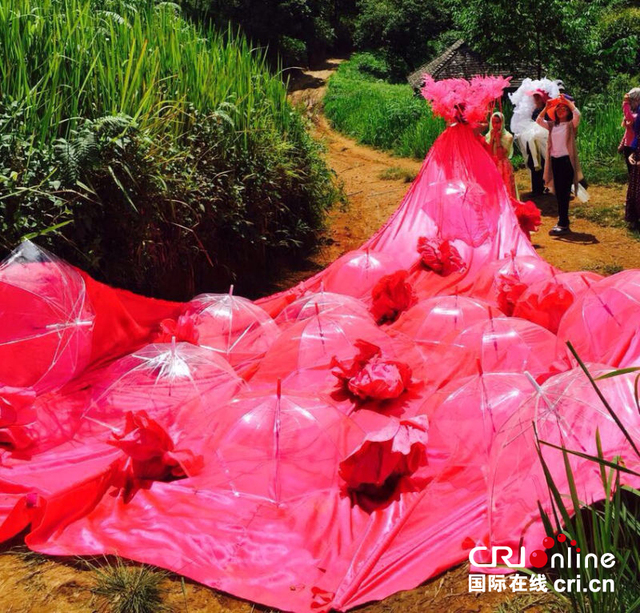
<box><xmin>407</xmin><ymin>40</ymin><xmax>538</xmax><ymax>90</ymax></box>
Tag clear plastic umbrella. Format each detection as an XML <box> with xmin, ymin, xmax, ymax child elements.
<box><xmin>190</xmin><ymin>383</ymin><xmax>377</xmax><ymax>504</ymax></box>
<box><xmin>322</xmin><ymin>250</ymin><xmax>403</xmax><ymax>299</ymax></box>
<box><xmin>87</xmin><ymin>341</ymin><xmax>245</xmax><ymax>438</ymax></box>
<box><xmin>440</xmin><ymin>316</ymin><xmax>561</xmax><ymax>383</ymax></box>
<box><xmin>0</xmin><ymin>241</ymin><xmax>94</xmax><ymax>392</ymax></box>
<box><xmin>390</xmin><ymin>295</ymin><xmax>500</xmax><ymax>362</ymax></box>
<box><xmin>178</xmin><ymin>288</ymin><xmax>280</xmax><ymax>372</ymax></box>
<box><xmin>274</xmin><ymin>288</ymin><xmax>373</xmax><ymax>328</ymax></box>
<box><xmin>487</xmin><ymin>365</ymin><xmax>640</xmax><ymax>555</ymax></box>
<box><xmin>251</xmin><ymin>310</ymin><xmax>414</xmax><ymax>393</ymax></box>
<box><xmin>557</xmin><ymin>271</ymin><xmax>640</xmax><ymax>367</ymax></box>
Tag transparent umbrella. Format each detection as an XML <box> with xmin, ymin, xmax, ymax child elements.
<box><xmin>0</xmin><ymin>241</ymin><xmax>94</xmax><ymax>392</ymax></box>
<box><xmin>86</xmin><ymin>340</ymin><xmax>245</xmax><ymax>438</ymax></box>
<box><xmin>274</xmin><ymin>288</ymin><xmax>373</xmax><ymax>328</ymax></box>
<box><xmin>557</xmin><ymin>271</ymin><xmax>640</xmax><ymax>367</ymax></box>
<box><xmin>179</xmin><ymin>288</ymin><xmax>280</xmax><ymax>372</ymax></box>
<box><xmin>487</xmin><ymin>365</ymin><xmax>640</xmax><ymax>554</ymax></box>
<box><xmin>322</xmin><ymin>250</ymin><xmax>403</xmax><ymax>299</ymax></box>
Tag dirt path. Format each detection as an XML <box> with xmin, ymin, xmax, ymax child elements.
<box><xmin>289</xmin><ymin>60</ymin><xmax>640</xmax><ymax>278</ymax></box>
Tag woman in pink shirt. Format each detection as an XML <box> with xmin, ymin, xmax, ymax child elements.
<box><xmin>536</xmin><ymin>95</ymin><xmax>583</xmax><ymax>236</ymax></box>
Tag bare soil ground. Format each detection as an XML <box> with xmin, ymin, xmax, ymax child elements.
<box><xmin>1</xmin><ymin>60</ymin><xmax>636</xmax><ymax>613</ymax></box>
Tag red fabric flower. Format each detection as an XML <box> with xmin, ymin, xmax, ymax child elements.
<box><xmin>512</xmin><ymin>199</ymin><xmax>541</xmax><ymax>239</ymax></box>
<box><xmin>370</xmin><ymin>270</ymin><xmax>416</xmax><ymax>324</ymax></box>
<box><xmin>331</xmin><ymin>340</ymin><xmax>412</xmax><ymax>401</ymax></box>
<box><xmin>339</xmin><ymin>416</ymin><xmax>428</xmax><ymax>489</ymax></box>
<box><xmin>154</xmin><ymin>316</ymin><xmax>199</xmax><ymax>345</ymax></box>
<box><xmin>515</xmin><ymin>285</ymin><xmax>574</xmax><ymax>334</ymax></box>
<box><xmin>0</xmin><ymin>387</ymin><xmax>37</xmax><ymax>450</ymax></box>
<box><xmin>109</xmin><ymin>411</ymin><xmax>203</xmax><ymax>502</ymax></box>
<box><xmin>417</xmin><ymin>237</ymin><xmax>466</xmax><ymax>276</ymax></box>
<box><xmin>496</xmin><ymin>273</ymin><xmax>528</xmax><ymax>316</ymax></box>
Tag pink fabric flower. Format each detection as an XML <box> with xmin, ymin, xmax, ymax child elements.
<box><xmin>331</xmin><ymin>340</ymin><xmax>412</xmax><ymax>401</ymax></box>
<box><xmin>417</xmin><ymin>237</ymin><xmax>466</xmax><ymax>276</ymax></box>
<box><xmin>370</xmin><ymin>270</ymin><xmax>416</xmax><ymax>324</ymax></box>
<box><xmin>339</xmin><ymin>416</ymin><xmax>428</xmax><ymax>489</ymax></box>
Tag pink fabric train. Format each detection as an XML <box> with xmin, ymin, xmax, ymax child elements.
<box><xmin>1</xmin><ymin>77</ymin><xmax>640</xmax><ymax>612</ymax></box>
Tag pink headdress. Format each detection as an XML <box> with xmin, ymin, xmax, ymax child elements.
<box><xmin>421</xmin><ymin>75</ymin><xmax>512</xmax><ymax>125</ymax></box>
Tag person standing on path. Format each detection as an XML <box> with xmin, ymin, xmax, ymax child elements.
<box><xmin>536</xmin><ymin>95</ymin><xmax>585</xmax><ymax>236</ymax></box>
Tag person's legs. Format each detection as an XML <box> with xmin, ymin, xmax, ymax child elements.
<box><xmin>527</xmin><ymin>144</ymin><xmax>544</xmax><ymax>194</ymax></box>
<box><xmin>550</xmin><ymin>155</ymin><xmax>573</xmax><ymax>230</ymax></box>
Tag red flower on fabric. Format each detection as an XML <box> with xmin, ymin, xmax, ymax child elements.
<box><xmin>512</xmin><ymin>199</ymin><xmax>542</xmax><ymax>239</ymax></box>
<box><xmin>339</xmin><ymin>415</ymin><xmax>428</xmax><ymax>489</ymax></box>
<box><xmin>0</xmin><ymin>387</ymin><xmax>36</xmax><ymax>450</ymax></box>
<box><xmin>331</xmin><ymin>340</ymin><xmax>412</xmax><ymax>401</ymax></box>
<box><xmin>496</xmin><ymin>273</ymin><xmax>528</xmax><ymax>316</ymax></box>
<box><xmin>515</xmin><ymin>284</ymin><xmax>574</xmax><ymax>334</ymax></box>
<box><xmin>370</xmin><ymin>270</ymin><xmax>416</xmax><ymax>324</ymax></box>
<box><xmin>417</xmin><ymin>237</ymin><xmax>466</xmax><ymax>276</ymax></box>
<box><xmin>154</xmin><ymin>316</ymin><xmax>199</xmax><ymax>345</ymax></box>
<box><xmin>109</xmin><ymin>411</ymin><xmax>203</xmax><ymax>502</ymax></box>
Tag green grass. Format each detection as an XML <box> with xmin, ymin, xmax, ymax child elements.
<box><xmin>324</xmin><ymin>54</ymin><xmax>445</xmax><ymax>159</ymax></box>
<box><xmin>326</xmin><ymin>54</ymin><xmax>630</xmax><ymax>186</ymax></box>
<box><xmin>90</xmin><ymin>558</ymin><xmax>170</xmax><ymax>613</ymax></box>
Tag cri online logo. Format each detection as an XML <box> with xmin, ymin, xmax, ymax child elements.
<box><xmin>469</xmin><ymin>533</ymin><xmax>579</xmax><ymax>569</ymax></box>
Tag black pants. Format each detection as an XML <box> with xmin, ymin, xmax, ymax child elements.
<box><xmin>526</xmin><ymin>143</ymin><xmax>545</xmax><ymax>194</ymax></box>
<box><xmin>551</xmin><ymin>155</ymin><xmax>574</xmax><ymax>228</ymax></box>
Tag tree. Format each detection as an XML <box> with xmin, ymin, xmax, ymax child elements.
<box><xmin>353</xmin><ymin>0</ymin><xmax>451</xmax><ymax>80</ymax></box>
<box><xmin>451</xmin><ymin>0</ymin><xmax>611</xmax><ymax>91</ymax></box>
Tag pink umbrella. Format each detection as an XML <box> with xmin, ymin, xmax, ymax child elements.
<box><xmin>274</xmin><ymin>289</ymin><xmax>373</xmax><ymax>328</ymax></box>
<box><xmin>322</xmin><ymin>250</ymin><xmax>403</xmax><ymax>299</ymax></box>
<box><xmin>178</xmin><ymin>289</ymin><xmax>280</xmax><ymax>373</ymax></box>
<box><xmin>513</xmin><ymin>271</ymin><xmax>602</xmax><ymax>334</ymax></box>
<box><xmin>557</xmin><ymin>272</ymin><xmax>640</xmax><ymax>367</ymax></box>
<box><xmin>0</xmin><ymin>241</ymin><xmax>94</xmax><ymax>392</ymax></box>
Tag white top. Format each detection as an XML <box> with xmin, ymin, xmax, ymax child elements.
<box><xmin>537</xmin><ymin>107</ymin><xmax>581</xmax><ymax>158</ymax></box>
<box><xmin>550</xmin><ymin>123</ymin><xmax>570</xmax><ymax>157</ymax></box>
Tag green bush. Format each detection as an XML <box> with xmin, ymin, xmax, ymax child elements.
<box><xmin>0</xmin><ymin>0</ymin><xmax>337</xmax><ymax>299</ymax></box>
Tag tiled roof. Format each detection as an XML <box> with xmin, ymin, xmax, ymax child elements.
<box><xmin>407</xmin><ymin>40</ymin><xmax>539</xmax><ymax>90</ymax></box>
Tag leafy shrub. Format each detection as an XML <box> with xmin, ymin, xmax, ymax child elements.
<box><xmin>0</xmin><ymin>0</ymin><xmax>337</xmax><ymax>299</ymax></box>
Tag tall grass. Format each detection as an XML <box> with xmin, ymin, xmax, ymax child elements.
<box><xmin>536</xmin><ymin>348</ymin><xmax>640</xmax><ymax>612</ymax></box>
<box><xmin>324</xmin><ymin>54</ymin><xmax>444</xmax><ymax>159</ymax></box>
<box><xmin>0</xmin><ymin>0</ymin><xmax>292</xmax><ymax>147</ymax></box>
<box><xmin>0</xmin><ymin>0</ymin><xmax>337</xmax><ymax>299</ymax></box>
<box><xmin>326</xmin><ymin>53</ymin><xmax>630</xmax><ymax>185</ymax></box>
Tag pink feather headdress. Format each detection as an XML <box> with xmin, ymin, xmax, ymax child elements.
<box><xmin>421</xmin><ymin>75</ymin><xmax>512</xmax><ymax>125</ymax></box>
